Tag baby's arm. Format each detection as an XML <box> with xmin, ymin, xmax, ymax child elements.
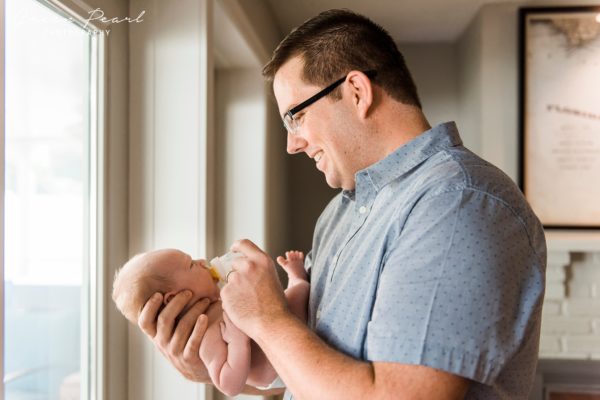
<box><xmin>277</xmin><ymin>250</ymin><xmax>309</xmax><ymax>323</ymax></box>
<box><xmin>199</xmin><ymin>309</ymin><xmax>251</xmax><ymax>396</ymax></box>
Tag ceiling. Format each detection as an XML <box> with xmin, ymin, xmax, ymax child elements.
<box><xmin>265</xmin><ymin>0</ymin><xmax>521</xmax><ymax>43</ymax></box>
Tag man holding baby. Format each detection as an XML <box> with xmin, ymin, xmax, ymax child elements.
<box><xmin>137</xmin><ymin>9</ymin><xmax>546</xmax><ymax>400</ymax></box>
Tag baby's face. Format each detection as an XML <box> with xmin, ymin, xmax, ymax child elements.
<box><xmin>146</xmin><ymin>249</ymin><xmax>220</xmax><ymax>305</ymax></box>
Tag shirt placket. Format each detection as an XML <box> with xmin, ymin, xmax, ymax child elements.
<box><xmin>326</xmin><ymin>174</ymin><xmax>376</xmax><ymax>284</ymax></box>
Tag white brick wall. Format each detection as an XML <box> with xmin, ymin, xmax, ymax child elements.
<box><xmin>539</xmin><ymin>251</ymin><xmax>600</xmax><ymax>360</ymax></box>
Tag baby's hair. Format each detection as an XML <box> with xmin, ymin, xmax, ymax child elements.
<box><xmin>112</xmin><ymin>253</ymin><xmax>175</xmax><ymax>324</ymax></box>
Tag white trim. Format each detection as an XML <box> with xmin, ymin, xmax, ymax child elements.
<box><xmin>89</xmin><ymin>30</ymin><xmax>107</xmax><ymax>400</ymax></box>
<box><xmin>203</xmin><ymin>0</ymin><xmax>216</xmax><ymax>262</ymax></box>
<box><xmin>38</xmin><ymin>1</ymin><xmax>107</xmax><ymax>399</ymax></box>
<box><xmin>0</xmin><ymin>0</ymin><xmax>6</xmax><ymax>396</ymax></box>
<box><xmin>545</xmin><ymin>230</ymin><xmax>600</xmax><ymax>252</ymax></box>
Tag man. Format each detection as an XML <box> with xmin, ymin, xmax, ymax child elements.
<box><xmin>139</xmin><ymin>9</ymin><xmax>546</xmax><ymax>399</ymax></box>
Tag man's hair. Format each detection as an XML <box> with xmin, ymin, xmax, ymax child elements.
<box><xmin>112</xmin><ymin>254</ymin><xmax>175</xmax><ymax>324</ymax></box>
<box><xmin>262</xmin><ymin>9</ymin><xmax>421</xmax><ymax>108</ymax></box>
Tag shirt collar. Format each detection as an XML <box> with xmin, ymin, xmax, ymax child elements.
<box><xmin>342</xmin><ymin>121</ymin><xmax>463</xmax><ymax>200</ymax></box>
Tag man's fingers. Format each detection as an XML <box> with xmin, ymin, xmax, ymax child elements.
<box><xmin>230</xmin><ymin>238</ymin><xmax>262</xmax><ymax>257</ymax></box>
<box><xmin>231</xmin><ymin>239</ymin><xmax>275</xmax><ymax>275</ymax></box>
<box><xmin>154</xmin><ymin>290</ymin><xmax>192</xmax><ymax>346</ymax></box>
<box><xmin>138</xmin><ymin>292</ymin><xmax>163</xmax><ymax>338</ymax></box>
<box><xmin>170</xmin><ymin>299</ymin><xmax>210</xmax><ymax>354</ymax></box>
<box><xmin>183</xmin><ymin>313</ymin><xmax>209</xmax><ymax>362</ymax></box>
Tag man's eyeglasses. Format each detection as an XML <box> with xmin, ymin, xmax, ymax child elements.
<box><xmin>282</xmin><ymin>70</ymin><xmax>377</xmax><ymax>134</ymax></box>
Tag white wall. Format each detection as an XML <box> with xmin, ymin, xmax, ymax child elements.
<box><xmin>0</xmin><ymin>0</ymin><xmax>5</xmax><ymax>395</ymax></box>
<box><xmin>454</xmin><ymin>2</ymin><xmax>521</xmax><ymax>181</ymax></box>
<box><xmin>456</xmin><ymin>3</ymin><xmax>520</xmax><ymax>180</ymax></box>
<box><xmin>399</xmin><ymin>43</ymin><xmax>459</xmax><ymax>129</ymax></box>
<box><xmin>542</xmin><ymin>251</ymin><xmax>600</xmax><ymax>359</ymax></box>
<box><xmin>457</xmin><ymin>11</ymin><xmax>483</xmax><ymax>156</ymax></box>
<box><xmin>214</xmin><ymin>68</ymin><xmax>267</xmax><ymax>253</ymax></box>
<box><xmin>478</xmin><ymin>3</ymin><xmax>521</xmax><ymax>181</ymax></box>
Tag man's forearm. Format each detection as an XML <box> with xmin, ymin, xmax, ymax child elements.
<box><xmin>253</xmin><ymin>313</ymin><xmax>376</xmax><ymax>399</ymax></box>
<box><xmin>251</xmin><ymin>313</ymin><xmax>471</xmax><ymax>400</ymax></box>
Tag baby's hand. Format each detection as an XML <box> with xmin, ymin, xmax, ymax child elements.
<box><xmin>277</xmin><ymin>250</ymin><xmax>307</xmax><ymax>282</ymax></box>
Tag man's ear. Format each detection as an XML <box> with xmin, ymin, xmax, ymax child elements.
<box><xmin>346</xmin><ymin>70</ymin><xmax>374</xmax><ymax>119</ymax></box>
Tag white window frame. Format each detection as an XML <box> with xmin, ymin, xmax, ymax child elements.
<box><xmin>0</xmin><ymin>0</ymin><xmax>6</xmax><ymax>393</ymax></box>
<box><xmin>1</xmin><ymin>0</ymin><xmax>108</xmax><ymax>398</ymax></box>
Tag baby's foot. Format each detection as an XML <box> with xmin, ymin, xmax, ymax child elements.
<box><xmin>277</xmin><ymin>250</ymin><xmax>307</xmax><ymax>281</ymax></box>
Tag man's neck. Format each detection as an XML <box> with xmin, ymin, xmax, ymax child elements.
<box><xmin>368</xmin><ymin>100</ymin><xmax>431</xmax><ymax>163</ymax></box>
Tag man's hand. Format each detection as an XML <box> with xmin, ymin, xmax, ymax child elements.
<box><xmin>220</xmin><ymin>239</ymin><xmax>289</xmax><ymax>338</ymax></box>
<box><xmin>138</xmin><ymin>290</ymin><xmax>212</xmax><ymax>382</ymax></box>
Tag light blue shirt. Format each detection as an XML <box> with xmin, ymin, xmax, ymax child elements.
<box><xmin>285</xmin><ymin>122</ymin><xmax>546</xmax><ymax>399</ymax></box>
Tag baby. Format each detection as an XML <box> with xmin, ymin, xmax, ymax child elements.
<box><xmin>112</xmin><ymin>248</ymin><xmax>308</xmax><ymax>396</ymax></box>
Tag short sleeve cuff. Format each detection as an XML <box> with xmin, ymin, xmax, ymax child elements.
<box><xmin>365</xmin><ymin>335</ymin><xmax>502</xmax><ymax>384</ymax></box>
<box><xmin>253</xmin><ymin>375</ymin><xmax>285</xmax><ymax>390</ymax></box>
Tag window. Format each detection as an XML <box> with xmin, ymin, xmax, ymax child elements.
<box><xmin>3</xmin><ymin>0</ymin><xmax>101</xmax><ymax>398</ymax></box>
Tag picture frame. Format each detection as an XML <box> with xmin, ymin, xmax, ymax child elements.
<box><xmin>518</xmin><ymin>6</ymin><xmax>600</xmax><ymax>229</ymax></box>
<box><xmin>544</xmin><ymin>384</ymin><xmax>600</xmax><ymax>400</ymax></box>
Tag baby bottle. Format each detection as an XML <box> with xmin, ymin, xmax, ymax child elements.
<box><xmin>208</xmin><ymin>251</ymin><xmax>245</xmax><ymax>288</ymax></box>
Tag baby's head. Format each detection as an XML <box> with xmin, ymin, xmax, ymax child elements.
<box><xmin>112</xmin><ymin>249</ymin><xmax>220</xmax><ymax>324</ymax></box>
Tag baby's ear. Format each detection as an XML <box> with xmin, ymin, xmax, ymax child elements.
<box><xmin>163</xmin><ymin>291</ymin><xmax>176</xmax><ymax>305</ymax></box>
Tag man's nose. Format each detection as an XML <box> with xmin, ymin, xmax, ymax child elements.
<box><xmin>286</xmin><ymin>132</ymin><xmax>307</xmax><ymax>154</ymax></box>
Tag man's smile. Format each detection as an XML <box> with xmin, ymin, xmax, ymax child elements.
<box><xmin>314</xmin><ymin>151</ymin><xmax>323</xmax><ymax>163</ymax></box>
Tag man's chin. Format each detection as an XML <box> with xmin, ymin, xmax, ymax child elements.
<box><xmin>324</xmin><ymin>175</ymin><xmax>354</xmax><ymax>191</ymax></box>
<box><xmin>324</xmin><ymin>174</ymin><xmax>340</xmax><ymax>189</ymax></box>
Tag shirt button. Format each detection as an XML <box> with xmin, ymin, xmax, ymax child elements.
<box><xmin>359</xmin><ymin>206</ymin><xmax>367</xmax><ymax>214</ymax></box>
<box><xmin>316</xmin><ymin>309</ymin><xmax>322</xmax><ymax>319</ymax></box>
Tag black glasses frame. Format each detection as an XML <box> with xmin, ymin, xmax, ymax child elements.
<box><xmin>283</xmin><ymin>70</ymin><xmax>377</xmax><ymax>132</ymax></box>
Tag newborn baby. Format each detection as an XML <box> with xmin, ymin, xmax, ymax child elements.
<box><xmin>112</xmin><ymin>248</ymin><xmax>308</xmax><ymax>396</ymax></box>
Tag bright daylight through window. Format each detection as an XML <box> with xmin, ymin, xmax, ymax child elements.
<box><xmin>4</xmin><ymin>0</ymin><xmax>94</xmax><ymax>399</ymax></box>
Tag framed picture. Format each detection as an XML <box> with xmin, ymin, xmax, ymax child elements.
<box><xmin>545</xmin><ymin>384</ymin><xmax>600</xmax><ymax>400</ymax></box>
<box><xmin>519</xmin><ymin>6</ymin><xmax>600</xmax><ymax>229</ymax></box>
